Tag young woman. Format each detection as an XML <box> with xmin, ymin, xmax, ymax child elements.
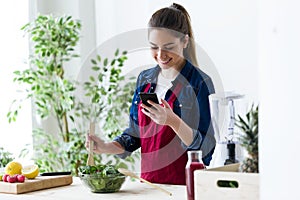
<box><xmin>86</xmin><ymin>3</ymin><xmax>216</xmax><ymax>185</ymax></box>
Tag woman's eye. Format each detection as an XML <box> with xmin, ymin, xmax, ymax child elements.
<box><xmin>150</xmin><ymin>46</ymin><xmax>174</xmax><ymax>51</ymax></box>
<box><xmin>150</xmin><ymin>46</ymin><xmax>158</xmax><ymax>50</ymax></box>
<box><xmin>164</xmin><ymin>47</ymin><xmax>174</xmax><ymax>51</ymax></box>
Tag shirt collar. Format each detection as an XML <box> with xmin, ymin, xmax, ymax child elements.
<box><xmin>172</xmin><ymin>60</ymin><xmax>193</xmax><ymax>86</ymax></box>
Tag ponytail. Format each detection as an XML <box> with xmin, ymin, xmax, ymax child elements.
<box><xmin>148</xmin><ymin>3</ymin><xmax>198</xmax><ymax>66</ymax></box>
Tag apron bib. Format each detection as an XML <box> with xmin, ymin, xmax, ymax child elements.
<box><xmin>138</xmin><ymin>83</ymin><xmax>187</xmax><ymax>185</ymax></box>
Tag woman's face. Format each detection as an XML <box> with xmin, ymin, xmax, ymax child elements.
<box><xmin>148</xmin><ymin>29</ymin><xmax>188</xmax><ymax>70</ymax></box>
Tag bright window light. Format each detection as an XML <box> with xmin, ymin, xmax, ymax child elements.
<box><xmin>0</xmin><ymin>1</ymin><xmax>32</xmax><ymax>161</ymax></box>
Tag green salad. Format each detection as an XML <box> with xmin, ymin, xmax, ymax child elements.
<box><xmin>78</xmin><ymin>165</ymin><xmax>126</xmax><ymax>193</ymax></box>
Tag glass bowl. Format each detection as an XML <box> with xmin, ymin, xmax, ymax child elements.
<box><xmin>79</xmin><ymin>173</ymin><xmax>126</xmax><ymax>193</ymax></box>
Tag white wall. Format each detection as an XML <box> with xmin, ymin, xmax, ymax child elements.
<box><xmin>259</xmin><ymin>0</ymin><xmax>300</xmax><ymax>199</ymax></box>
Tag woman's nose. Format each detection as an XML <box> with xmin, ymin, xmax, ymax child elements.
<box><xmin>157</xmin><ymin>48</ymin><xmax>167</xmax><ymax>59</ymax></box>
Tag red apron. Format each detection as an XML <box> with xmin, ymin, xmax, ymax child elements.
<box><xmin>138</xmin><ymin>83</ymin><xmax>187</xmax><ymax>185</ymax></box>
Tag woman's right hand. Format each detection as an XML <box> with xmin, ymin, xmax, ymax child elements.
<box><xmin>85</xmin><ymin>134</ymin><xmax>107</xmax><ymax>154</ymax></box>
<box><xmin>85</xmin><ymin>134</ymin><xmax>125</xmax><ymax>155</ymax></box>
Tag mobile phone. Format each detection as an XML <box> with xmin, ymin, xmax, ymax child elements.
<box><xmin>138</xmin><ymin>92</ymin><xmax>159</xmax><ymax>107</ymax></box>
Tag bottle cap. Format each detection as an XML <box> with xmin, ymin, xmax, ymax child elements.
<box><xmin>188</xmin><ymin>150</ymin><xmax>202</xmax><ymax>160</ymax></box>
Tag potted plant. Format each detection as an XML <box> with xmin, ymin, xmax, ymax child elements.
<box><xmin>7</xmin><ymin>14</ymin><xmax>137</xmax><ymax>175</ymax></box>
<box><xmin>235</xmin><ymin>104</ymin><xmax>259</xmax><ymax>173</ymax></box>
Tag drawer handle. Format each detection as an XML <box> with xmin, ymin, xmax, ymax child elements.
<box><xmin>216</xmin><ymin>180</ymin><xmax>239</xmax><ymax>188</ymax></box>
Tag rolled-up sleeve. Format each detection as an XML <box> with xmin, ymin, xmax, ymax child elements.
<box><xmin>181</xmin><ymin>77</ymin><xmax>216</xmax><ymax>166</ymax></box>
<box><xmin>113</xmin><ymin>122</ymin><xmax>140</xmax><ymax>159</ymax></box>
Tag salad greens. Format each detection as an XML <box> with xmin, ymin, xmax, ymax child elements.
<box><xmin>78</xmin><ymin>165</ymin><xmax>121</xmax><ymax>176</ymax></box>
<box><xmin>78</xmin><ymin>164</ymin><xmax>125</xmax><ymax>193</ymax></box>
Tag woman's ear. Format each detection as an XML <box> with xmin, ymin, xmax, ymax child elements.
<box><xmin>183</xmin><ymin>34</ymin><xmax>189</xmax><ymax>48</ymax></box>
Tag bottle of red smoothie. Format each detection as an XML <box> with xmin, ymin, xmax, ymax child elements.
<box><xmin>185</xmin><ymin>150</ymin><xmax>205</xmax><ymax>200</ymax></box>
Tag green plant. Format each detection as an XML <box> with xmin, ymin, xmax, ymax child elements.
<box><xmin>0</xmin><ymin>147</ymin><xmax>14</xmax><ymax>168</ymax></box>
<box><xmin>7</xmin><ymin>15</ymin><xmax>81</xmax><ymax>142</ymax></box>
<box><xmin>79</xmin><ymin>50</ymin><xmax>135</xmax><ymax>137</ymax></box>
<box><xmin>7</xmin><ymin>14</ymin><xmax>137</xmax><ymax>175</ymax></box>
<box><xmin>73</xmin><ymin>49</ymin><xmax>138</xmax><ymax>170</ymax></box>
<box><xmin>235</xmin><ymin>104</ymin><xmax>259</xmax><ymax>173</ymax></box>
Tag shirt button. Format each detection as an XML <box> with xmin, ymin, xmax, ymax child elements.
<box><xmin>179</xmin><ymin>104</ymin><xmax>182</xmax><ymax>107</ymax></box>
<box><xmin>134</xmin><ymin>101</ymin><xmax>138</xmax><ymax>104</ymax></box>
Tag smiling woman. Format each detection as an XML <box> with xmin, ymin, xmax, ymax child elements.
<box><xmin>86</xmin><ymin>3</ymin><xmax>216</xmax><ymax>187</ymax></box>
<box><xmin>0</xmin><ymin>2</ymin><xmax>32</xmax><ymax>159</ymax></box>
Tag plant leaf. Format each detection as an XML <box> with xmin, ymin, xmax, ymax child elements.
<box><xmin>103</xmin><ymin>58</ymin><xmax>108</xmax><ymax>66</ymax></box>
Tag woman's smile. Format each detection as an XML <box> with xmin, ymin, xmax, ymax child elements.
<box><xmin>158</xmin><ymin>58</ymin><xmax>172</xmax><ymax>65</ymax></box>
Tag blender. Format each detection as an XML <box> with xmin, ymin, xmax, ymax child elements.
<box><xmin>209</xmin><ymin>92</ymin><xmax>246</xmax><ymax>166</ymax></box>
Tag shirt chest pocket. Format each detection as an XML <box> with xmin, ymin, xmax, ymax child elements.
<box><xmin>173</xmin><ymin>98</ymin><xmax>193</xmax><ymax>117</ymax></box>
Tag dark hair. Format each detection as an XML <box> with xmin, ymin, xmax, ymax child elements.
<box><xmin>148</xmin><ymin>3</ymin><xmax>198</xmax><ymax>66</ymax></box>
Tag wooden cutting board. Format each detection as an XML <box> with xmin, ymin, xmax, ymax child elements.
<box><xmin>0</xmin><ymin>175</ymin><xmax>73</xmax><ymax>194</ymax></box>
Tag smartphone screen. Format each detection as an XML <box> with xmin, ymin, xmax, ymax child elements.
<box><xmin>138</xmin><ymin>92</ymin><xmax>159</xmax><ymax>107</ymax></box>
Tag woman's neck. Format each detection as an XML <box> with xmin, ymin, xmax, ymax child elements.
<box><xmin>160</xmin><ymin>59</ymin><xmax>186</xmax><ymax>79</ymax></box>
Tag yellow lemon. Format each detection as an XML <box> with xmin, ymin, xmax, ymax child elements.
<box><xmin>5</xmin><ymin>161</ymin><xmax>22</xmax><ymax>176</ymax></box>
<box><xmin>22</xmin><ymin>164</ymin><xmax>39</xmax><ymax>179</ymax></box>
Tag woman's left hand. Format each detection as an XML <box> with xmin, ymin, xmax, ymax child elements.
<box><xmin>141</xmin><ymin>99</ymin><xmax>175</xmax><ymax>125</ymax></box>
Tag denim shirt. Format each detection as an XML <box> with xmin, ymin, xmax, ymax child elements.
<box><xmin>114</xmin><ymin>60</ymin><xmax>216</xmax><ymax>166</ymax></box>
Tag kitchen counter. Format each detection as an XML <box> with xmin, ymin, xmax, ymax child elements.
<box><xmin>0</xmin><ymin>177</ymin><xmax>187</xmax><ymax>200</ymax></box>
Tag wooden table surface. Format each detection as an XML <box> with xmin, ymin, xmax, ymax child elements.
<box><xmin>0</xmin><ymin>177</ymin><xmax>187</xmax><ymax>200</ymax></box>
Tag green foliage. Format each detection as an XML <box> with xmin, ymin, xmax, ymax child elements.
<box><xmin>77</xmin><ymin>49</ymin><xmax>136</xmax><ymax>139</ymax></box>
<box><xmin>235</xmin><ymin>104</ymin><xmax>259</xmax><ymax>173</ymax></box>
<box><xmin>21</xmin><ymin>15</ymin><xmax>81</xmax><ymax>63</ymax></box>
<box><xmin>73</xmin><ymin>48</ymin><xmax>138</xmax><ymax>171</ymax></box>
<box><xmin>78</xmin><ymin>164</ymin><xmax>122</xmax><ymax>176</ymax></box>
<box><xmin>79</xmin><ymin>49</ymin><xmax>128</xmax><ymax>121</ymax></box>
<box><xmin>0</xmin><ymin>147</ymin><xmax>14</xmax><ymax>168</ymax></box>
<box><xmin>7</xmin><ymin>14</ymin><xmax>137</xmax><ymax>176</ymax></box>
<box><xmin>7</xmin><ymin>15</ymin><xmax>81</xmax><ymax>142</ymax></box>
<box><xmin>235</xmin><ymin>104</ymin><xmax>259</xmax><ymax>155</ymax></box>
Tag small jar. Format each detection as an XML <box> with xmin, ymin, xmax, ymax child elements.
<box><xmin>185</xmin><ymin>150</ymin><xmax>205</xmax><ymax>200</ymax></box>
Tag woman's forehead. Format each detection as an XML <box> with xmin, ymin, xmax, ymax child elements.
<box><xmin>148</xmin><ymin>29</ymin><xmax>181</xmax><ymax>45</ymax></box>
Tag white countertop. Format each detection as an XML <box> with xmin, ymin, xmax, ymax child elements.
<box><xmin>0</xmin><ymin>177</ymin><xmax>187</xmax><ymax>200</ymax></box>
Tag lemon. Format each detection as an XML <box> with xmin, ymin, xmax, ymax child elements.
<box><xmin>22</xmin><ymin>164</ymin><xmax>39</xmax><ymax>179</ymax></box>
<box><xmin>5</xmin><ymin>161</ymin><xmax>22</xmax><ymax>176</ymax></box>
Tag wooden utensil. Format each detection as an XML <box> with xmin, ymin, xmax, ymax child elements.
<box><xmin>118</xmin><ymin>168</ymin><xmax>172</xmax><ymax>196</ymax></box>
<box><xmin>87</xmin><ymin>122</ymin><xmax>95</xmax><ymax>166</ymax></box>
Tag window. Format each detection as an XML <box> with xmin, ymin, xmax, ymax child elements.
<box><xmin>0</xmin><ymin>1</ymin><xmax>32</xmax><ymax>160</ymax></box>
